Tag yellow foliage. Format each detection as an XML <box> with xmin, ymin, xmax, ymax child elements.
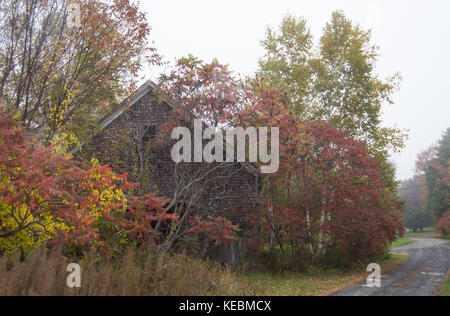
<box><xmin>0</xmin><ymin>175</ymin><xmax>72</xmax><ymax>254</ymax></box>
<box><xmin>0</xmin><ymin>153</ymin><xmax>129</xmax><ymax>255</ymax></box>
<box><xmin>48</xmin><ymin>90</ymin><xmax>75</xmax><ymax>130</ymax></box>
<box><xmin>85</xmin><ymin>158</ymin><xmax>128</xmax><ymax>220</ymax></box>
<box><xmin>52</xmin><ymin>131</ymin><xmax>80</xmax><ymax>157</ymax></box>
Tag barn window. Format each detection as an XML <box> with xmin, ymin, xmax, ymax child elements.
<box><xmin>142</xmin><ymin>125</ymin><xmax>157</xmax><ymax>144</ymax></box>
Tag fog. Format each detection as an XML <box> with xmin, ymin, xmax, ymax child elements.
<box><xmin>140</xmin><ymin>0</ymin><xmax>450</xmax><ymax>180</ymax></box>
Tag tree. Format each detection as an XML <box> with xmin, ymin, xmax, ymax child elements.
<box><xmin>0</xmin><ymin>0</ymin><xmax>160</xmax><ymax>143</ymax></box>
<box><xmin>416</xmin><ymin>129</ymin><xmax>450</xmax><ymax>221</ymax></box>
<box><xmin>257</xmin><ymin>11</ymin><xmax>407</xmax><ymax>192</ymax></box>
<box><xmin>0</xmin><ymin>111</ymin><xmax>175</xmax><ymax>257</ymax></box>
<box><xmin>0</xmin><ymin>112</ymin><xmax>73</xmax><ymax>255</ymax></box>
<box><xmin>148</xmin><ymin>56</ymin><xmax>251</xmax><ymax>257</ymax></box>
<box><xmin>312</xmin><ymin>12</ymin><xmax>402</xmax><ymax>147</ymax></box>
<box><xmin>427</xmin><ymin>129</ymin><xmax>450</xmax><ymax>220</ymax></box>
<box><xmin>257</xmin><ymin>14</ymin><xmax>313</xmax><ymax>115</ymax></box>
<box><xmin>399</xmin><ymin>177</ymin><xmax>433</xmax><ymax>232</ymax></box>
<box><xmin>159</xmin><ymin>56</ymin><xmax>247</xmax><ymax>128</ymax></box>
<box><xmin>437</xmin><ymin>210</ymin><xmax>450</xmax><ymax>237</ymax></box>
<box><xmin>239</xmin><ymin>88</ymin><xmax>403</xmax><ymax>266</ymax></box>
<box><xmin>158</xmin><ymin>55</ymin><xmax>405</xmax><ymax>266</ymax></box>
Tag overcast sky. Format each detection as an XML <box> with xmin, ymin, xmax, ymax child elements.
<box><xmin>140</xmin><ymin>0</ymin><xmax>450</xmax><ymax>181</ymax></box>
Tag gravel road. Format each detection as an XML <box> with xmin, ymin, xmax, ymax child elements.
<box><xmin>332</xmin><ymin>237</ymin><xmax>450</xmax><ymax>296</ymax></box>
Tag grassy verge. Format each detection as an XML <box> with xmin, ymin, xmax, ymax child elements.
<box><xmin>0</xmin><ymin>247</ymin><xmax>413</xmax><ymax>296</ymax></box>
<box><xmin>391</xmin><ymin>228</ymin><xmax>439</xmax><ymax>248</ymax></box>
<box><xmin>391</xmin><ymin>238</ymin><xmax>414</xmax><ymax>248</ymax></box>
<box><xmin>0</xmin><ymin>248</ymin><xmax>260</xmax><ymax>296</ymax></box>
<box><xmin>243</xmin><ymin>253</ymin><xmax>409</xmax><ymax>296</ymax></box>
<box><xmin>404</xmin><ymin>228</ymin><xmax>436</xmax><ymax>238</ymax></box>
<box><xmin>437</xmin><ymin>272</ymin><xmax>450</xmax><ymax>296</ymax></box>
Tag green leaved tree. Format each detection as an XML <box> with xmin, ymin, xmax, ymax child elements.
<box><xmin>399</xmin><ymin>177</ymin><xmax>433</xmax><ymax>232</ymax></box>
<box><xmin>257</xmin><ymin>11</ymin><xmax>407</xmax><ymax>191</ymax></box>
<box><xmin>423</xmin><ymin>129</ymin><xmax>450</xmax><ymax>220</ymax></box>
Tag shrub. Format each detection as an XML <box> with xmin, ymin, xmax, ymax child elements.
<box><xmin>437</xmin><ymin>210</ymin><xmax>450</xmax><ymax>237</ymax></box>
<box><xmin>0</xmin><ymin>111</ymin><xmax>174</xmax><ymax>257</ymax></box>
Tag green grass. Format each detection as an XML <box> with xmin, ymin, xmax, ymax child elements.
<box><xmin>437</xmin><ymin>273</ymin><xmax>450</xmax><ymax>296</ymax></box>
<box><xmin>404</xmin><ymin>227</ymin><xmax>435</xmax><ymax>238</ymax></box>
<box><xmin>243</xmin><ymin>253</ymin><xmax>409</xmax><ymax>296</ymax></box>
<box><xmin>391</xmin><ymin>228</ymin><xmax>438</xmax><ymax>248</ymax></box>
<box><xmin>391</xmin><ymin>238</ymin><xmax>414</xmax><ymax>248</ymax></box>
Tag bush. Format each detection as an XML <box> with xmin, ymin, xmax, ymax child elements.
<box><xmin>437</xmin><ymin>211</ymin><xmax>450</xmax><ymax>237</ymax></box>
<box><xmin>0</xmin><ymin>111</ymin><xmax>175</xmax><ymax>257</ymax></box>
<box><xmin>256</xmin><ymin>247</ymin><xmax>309</xmax><ymax>273</ymax></box>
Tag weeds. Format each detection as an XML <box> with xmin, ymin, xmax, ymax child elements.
<box><xmin>0</xmin><ymin>247</ymin><xmax>261</xmax><ymax>296</ymax></box>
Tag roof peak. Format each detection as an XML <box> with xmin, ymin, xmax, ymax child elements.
<box><xmin>98</xmin><ymin>79</ymin><xmax>160</xmax><ymax>130</ymax></box>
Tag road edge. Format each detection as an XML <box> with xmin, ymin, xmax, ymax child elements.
<box><xmin>325</xmin><ymin>253</ymin><xmax>410</xmax><ymax>296</ymax></box>
<box><xmin>436</xmin><ymin>270</ymin><xmax>450</xmax><ymax>296</ymax></box>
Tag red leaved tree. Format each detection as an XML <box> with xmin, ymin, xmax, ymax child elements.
<box><xmin>0</xmin><ymin>111</ymin><xmax>175</xmax><ymax>256</ymax></box>
<box><xmin>437</xmin><ymin>210</ymin><xmax>450</xmax><ymax>236</ymax></box>
<box><xmin>151</xmin><ymin>56</ymin><xmax>251</xmax><ymax>257</ymax></box>
<box><xmin>239</xmin><ymin>89</ymin><xmax>404</xmax><ymax>265</ymax></box>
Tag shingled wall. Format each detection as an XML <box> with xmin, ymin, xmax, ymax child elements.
<box><xmin>82</xmin><ymin>85</ymin><xmax>260</xmax><ymax>221</ymax></box>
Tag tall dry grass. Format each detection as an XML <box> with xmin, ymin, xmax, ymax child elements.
<box><xmin>0</xmin><ymin>248</ymin><xmax>261</xmax><ymax>296</ymax></box>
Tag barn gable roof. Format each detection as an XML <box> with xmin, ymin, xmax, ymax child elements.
<box><xmin>98</xmin><ymin>79</ymin><xmax>171</xmax><ymax>130</ymax></box>
<box><xmin>81</xmin><ymin>79</ymin><xmax>259</xmax><ymax>175</ymax></box>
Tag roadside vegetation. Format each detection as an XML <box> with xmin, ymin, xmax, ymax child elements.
<box><xmin>401</xmin><ymin>130</ymin><xmax>450</xmax><ymax>239</ymax></box>
<box><xmin>244</xmin><ymin>253</ymin><xmax>409</xmax><ymax>296</ymax></box>
<box><xmin>0</xmin><ymin>246</ymin><xmax>408</xmax><ymax>296</ymax></box>
<box><xmin>0</xmin><ymin>247</ymin><xmax>261</xmax><ymax>296</ymax></box>
<box><xmin>437</xmin><ymin>272</ymin><xmax>450</xmax><ymax>296</ymax></box>
<box><xmin>391</xmin><ymin>239</ymin><xmax>414</xmax><ymax>248</ymax></box>
<box><xmin>404</xmin><ymin>228</ymin><xmax>436</xmax><ymax>238</ymax></box>
<box><xmin>391</xmin><ymin>227</ymin><xmax>437</xmax><ymax>248</ymax></box>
